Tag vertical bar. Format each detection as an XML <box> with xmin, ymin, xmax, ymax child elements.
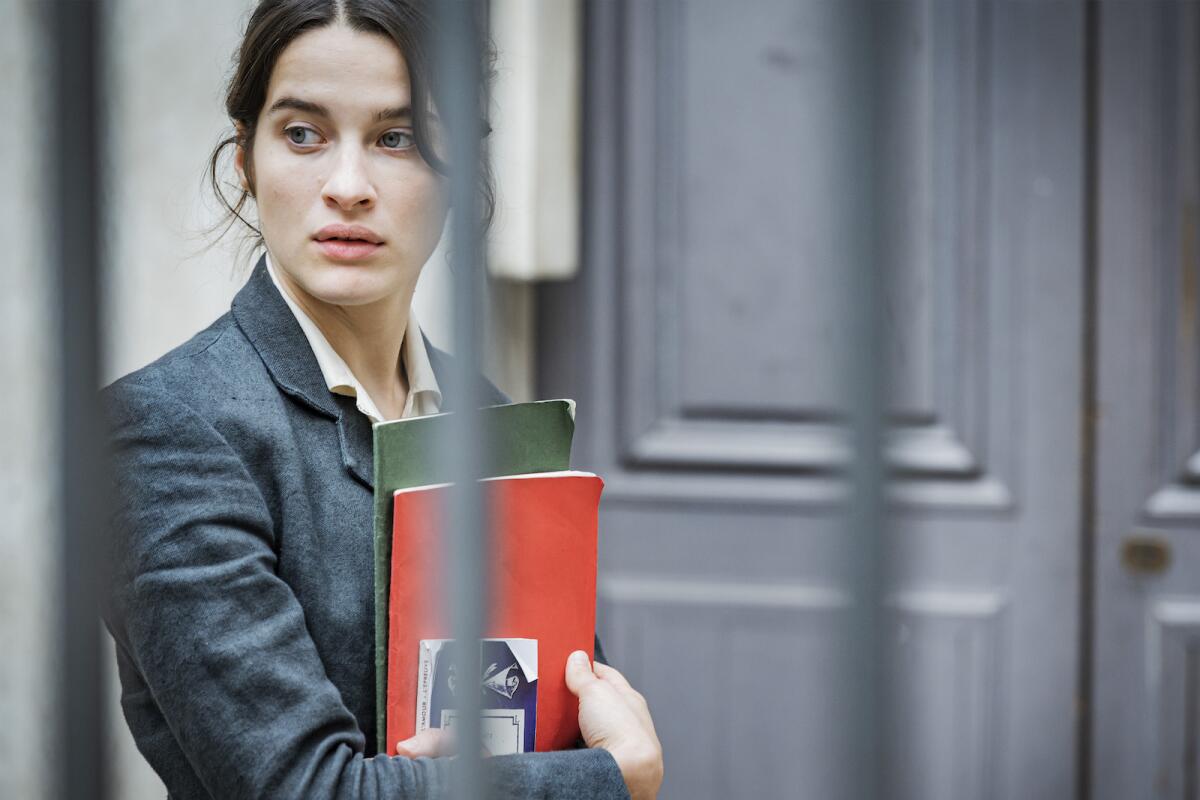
<box><xmin>434</xmin><ymin>2</ymin><xmax>488</xmax><ymax>799</ymax></box>
<box><xmin>1077</xmin><ymin>1</ymin><xmax>1100</xmax><ymax>797</ymax></box>
<box><xmin>51</xmin><ymin>0</ymin><xmax>108</xmax><ymax>798</ymax></box>
<box><xmin>1184</xmin><ymin>647</ymin><xmax>1199</xmax><ymax>800</ymax></box>
<box><xmin>840</xmin><ymin>1</ymin><xmax>885</xmax><ymax>797</ymax></box>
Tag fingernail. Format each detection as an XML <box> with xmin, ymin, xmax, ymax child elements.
<box><xmin>397</xmin><ymin>737</ymin><xmax>417</xmax><ymax>750</ymax></box>
<box><xmin>569</xmin><ymin>650</ymin><xmax>588</xmax><ymax>667</ymax></box>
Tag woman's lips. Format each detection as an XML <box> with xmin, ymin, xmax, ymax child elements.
<box><xmin>314</xmin><ymin>238</ymin><xmax>383</xmax><ymax>261</ymax></box>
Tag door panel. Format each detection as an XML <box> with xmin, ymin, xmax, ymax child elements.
<box><xmin>540</xmin><ymin>2</ymin><xmax>1083</xmax><ymax>797</ymax></box>
<box><xmin>1094</xmin><ymin>3</ymin><xmax>1200</xmax><ymax>798</ymax></box>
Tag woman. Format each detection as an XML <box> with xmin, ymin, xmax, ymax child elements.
<box><xmin>101</xmin><ymin>1</ymin><xmax>662</xmax><ymax>797</ymax></box>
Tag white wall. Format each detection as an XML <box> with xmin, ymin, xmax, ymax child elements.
<box><xmin>102</xmin><ymin>0</ymin><xmax>256</xmax><ymax>386</ymax></box>
<box><xmin>0</xmin><ymin>1</ymin><xmax>55</xmax><ymax>796</ymax></box>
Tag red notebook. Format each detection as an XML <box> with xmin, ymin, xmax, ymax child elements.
<box><xmin>385</xmin><ymin>471</ymin><xmax>603</xmax><ymax>754</ymax></box>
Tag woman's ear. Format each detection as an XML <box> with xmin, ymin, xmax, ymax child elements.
<box><xmin>233</xmin><ymin>123</ymin><xmax>252</xmax><ymax>196</ymax></box>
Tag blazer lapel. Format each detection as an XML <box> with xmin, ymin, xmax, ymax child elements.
<box><xmin>231</xmin><ymin>256</ymin><xmax>374</xmax><ymax>489</ymax></box>
<box><xmin>332</xmin><ymin>394</ymin><xmax>375</xmax><ymax>489</ymax></box>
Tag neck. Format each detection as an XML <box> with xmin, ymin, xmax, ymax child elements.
<box><xmin>273</xmin><ymin>266</ymin><xmax>414</xmax><ymax>420</ymax></box>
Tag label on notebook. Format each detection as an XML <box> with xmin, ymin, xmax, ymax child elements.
<box><xmin>416</xmin><ymin>638</ymin><xmax>538</xmax><ymax>755</ymax></box>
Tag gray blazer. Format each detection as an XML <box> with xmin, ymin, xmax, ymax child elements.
<box><xmin>102</xmin><ymin>257</ymin><xmax>629</xmax><ymax>799</ymax></box>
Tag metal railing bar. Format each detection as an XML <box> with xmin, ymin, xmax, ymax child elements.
<box><xmin>434</xmin><ymin>2</ymin><xmax>490</xmax><ymax>799</ymax></box>
<box><xmin>841</xmin><ymin>2</ymin><xmax>886</xmax><ymax>797</ymax></box>
<box><xmin>51</xmin><ymin>0</ymin><xmax>109</xmax><ymax>798</ymax></box>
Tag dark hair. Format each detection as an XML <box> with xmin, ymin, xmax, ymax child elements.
<box><xmin>206</xmin><ymin>0</ymin><xmax>495</xmax><ymax>250</ymax></box>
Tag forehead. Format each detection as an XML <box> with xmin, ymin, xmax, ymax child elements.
<box><xmin>266</xmin><ymin>24</ymin><xmax>411</xmax><ymax>111</ymax></box>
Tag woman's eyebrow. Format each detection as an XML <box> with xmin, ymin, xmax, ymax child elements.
<box><xmin>374</xmin><ymin>105</ymin><xmax>412</xmax><ymax>123</ymax></box>
<box><xmin>267</xmin><ymin>96</ymin><xmax>329</xmax><ymax>117</ymax></box>
<box><xmin>265</xmin><ymin>97</ymin><xmax>412</xmax><ymax>124</ymax></box>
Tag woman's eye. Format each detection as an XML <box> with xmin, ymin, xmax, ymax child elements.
<box><xmin>285</xmin><ymin>126</ymin><xmax>320</xmax><ymax>146</ymax></box>
<box><xmin>379</xmin><ymin>130</ymin><xmax>414</xmax><ymax>150</ymax></box>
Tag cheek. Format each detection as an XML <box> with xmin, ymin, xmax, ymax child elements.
<box><xmin>256</xmin><ymin>161</ymin><xmax>313</xmax><ymax>228</ymax></box>
<box><xmin>390</xmin><ymin>170</ymin><xmax>449</xmax><ymax>247</ymax></box>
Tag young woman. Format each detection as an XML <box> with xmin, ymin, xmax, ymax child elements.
<box><xmin>101</xmin><ymin>2</ymin><xmax>662</xmax><ymax>797</ymax></box>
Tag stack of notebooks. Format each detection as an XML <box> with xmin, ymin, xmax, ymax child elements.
<box><xmin>372</xmin><ymin>400</ymin><xmax>603</xmax><ymax>757</ymax></box>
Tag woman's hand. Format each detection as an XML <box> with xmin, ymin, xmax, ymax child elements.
<box><xmin>395</xmin><ymin>650</ymin><xmax>664</xmax><ymax>800</ymax></box>
<box><xmin>565</xmin><ymin>650</ymin><xmax>663</xmax><ymax>800</ymax></box>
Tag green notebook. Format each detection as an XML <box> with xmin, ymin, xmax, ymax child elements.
<box><xmin>371</xmin><ymin>399</ymin><xmax>576</xmax><ymax>751</ymax></box>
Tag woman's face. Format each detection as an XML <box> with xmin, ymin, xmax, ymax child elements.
<box><xmin>236</xmin><ymin>23</ymin><xmax>447</xmax><ymax>309</ymax></box>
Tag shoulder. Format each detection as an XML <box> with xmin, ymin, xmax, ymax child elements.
<box><xmin>103</xmin><ymin>312</ymin><xmax>275</xmax><ymax>420</ymax></box>
<box><xmin>101</xmin><ymin>313</ymin><xmax>290</xmax><ymax>462</ymax></box>
<box><xmin>101</xmin><ymin>315</ymin><xmax>281</xmax><ymax>556</ymax></box>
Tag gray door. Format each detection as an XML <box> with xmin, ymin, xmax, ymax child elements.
<box><xmin>539</xmin><ymin>2</ymin><xmax>1084</xmax><ymax>798</ymax></box>
<box><xmin>1093</xmin><ymin>3</ymin><xmax>1200</xmax><ymax>798</ymax></box>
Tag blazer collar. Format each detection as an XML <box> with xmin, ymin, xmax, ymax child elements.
<box><xmin>230</xmin><ymin>255</ymin><xmax>507</xmax><ymax>489</ymax></box>
<box><xmin>231</xmin><ymin>255</ymin><xmax>342</xmax><ymax>421</ymax></box>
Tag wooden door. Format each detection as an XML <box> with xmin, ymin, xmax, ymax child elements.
<box><xmin>539</xmin><ymin>2</ymin><xmax>1084</xmax><ymax>797</ymax></box>
<box><xmin>1094</xmin><ymin>3</ymin><xmax>1200</xmax><ymax>798</ymax></box>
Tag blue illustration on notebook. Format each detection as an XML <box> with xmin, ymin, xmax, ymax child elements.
<box><xmin>420</xmin><ymin>638</ymin><xmax>538</xmax><ymax>755</ymax></box>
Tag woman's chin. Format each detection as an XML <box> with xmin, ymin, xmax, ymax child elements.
<box><xmin>300</xmin><ymin>266</ymin><xmax>402</xmax><ymax>307</ymax></box>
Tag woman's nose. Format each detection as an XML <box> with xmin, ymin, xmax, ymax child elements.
<box><xmin>322</xmin><ymin>147</ymin><xmax>376</xmax><ymax>211</ymax></box>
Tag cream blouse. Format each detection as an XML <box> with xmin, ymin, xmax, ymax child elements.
<box><xmin>265</xmin><ymin>252</ymin><xmax>442</xmax><ymax>422</ymax></box>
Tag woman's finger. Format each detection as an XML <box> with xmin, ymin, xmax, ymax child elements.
<box><xmin>395</xmin><ymin>728</ymin><xmax>454</xmax><ymax>759</ymax></box>
<box><xmin>566</xmin><ymin>650</ymin><xmax>608</xmax><ymax>699</ymax></box>
<box><xmin>593</xmin><ymin>662</ymin><xmax>655</xmax><ymax>730</ymax></box>
<box><xmin>592</xmin><ymin>661</ymin><xmax>635</xmax><ymax>692</ymax></box>
<box><xmin>593</xmin><ymin>661</ymin><xmax>649</xmax><ymax>711</ymax></box>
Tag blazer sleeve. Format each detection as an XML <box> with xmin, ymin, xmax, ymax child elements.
<box><xmin>103</xmin><ymin>381</ymin><xmax>630</xmax><ymax>800</ymax></box>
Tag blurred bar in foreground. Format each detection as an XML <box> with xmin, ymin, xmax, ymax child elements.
<box><xmin>435</xmin><ymin>2</ymin><xmax>490</xmax><ymax>800</ymax></box>
<box><xmin>50</xmin><ymin>0</ymin><xmax>109</xmax><ymax>798</ymax></box>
